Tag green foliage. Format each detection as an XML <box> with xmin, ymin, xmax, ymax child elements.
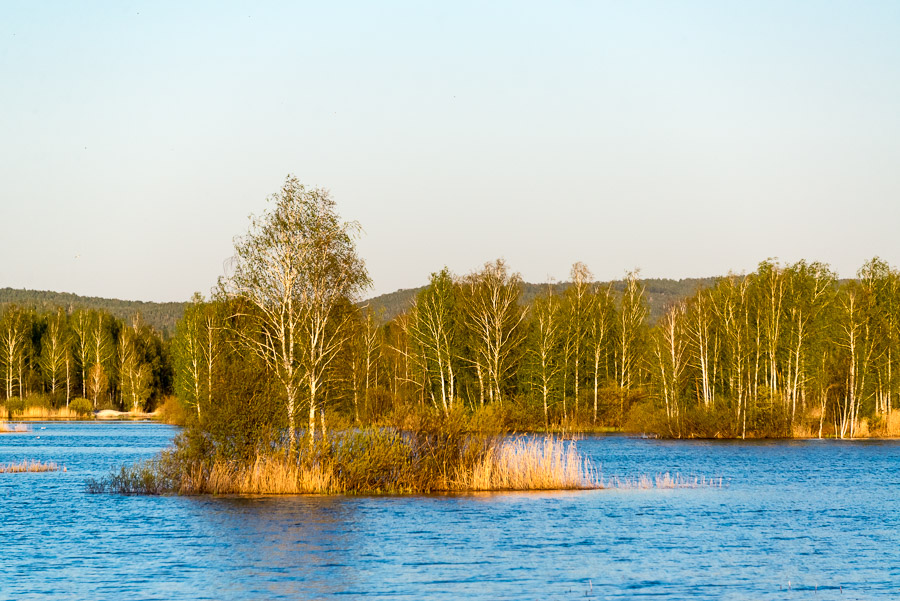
<box><xmin>0</xmin><ymin>304</ymin><xmax>172</xmax><ymax>410</ymax></box>
<box><xmin>69</xmin><ymin>397</ymin><xmax>94</xmax><ymax>416</ymax></box>
<box><xmin>5</xmin><ymin>397</ymin><xmax>25</xmax><ymax>415</ymax></box>
<box><xmin>24</xmin><ymin>394</ymin><xmax>51</xmax><ymax>409</ymax></box>
<box><xmin>0</xmin><ymin>287</ymin><xmax>184</xmax><ymax>334</ymax></box>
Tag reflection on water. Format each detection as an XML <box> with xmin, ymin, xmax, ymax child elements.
<box><xmin>1</xmin><ymin>422</ymin><xmax>899</xmax><ymax>600</ymax></box>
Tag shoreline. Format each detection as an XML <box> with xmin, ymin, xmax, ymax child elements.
<box><xmin>4</xmin><ymin>417</ymin><xmax>898</xmax><ymax>441</ymax></box>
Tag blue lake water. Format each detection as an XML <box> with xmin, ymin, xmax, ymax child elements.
<box><xmin>1</xmin><ymin>421</ymin><xmax>899</xmax><ymax>600</ymax></box>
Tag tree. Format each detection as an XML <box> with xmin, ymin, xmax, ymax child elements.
<box><xmin>173</xmin><ymin>294</ymin><xmax>225</xmax><ymax>420</ymax></box>
<box><xmin>562</xmin><ymin>262</ymin><xmax>594</xmax><ymax>414</ymax></box>
<box><xmin>652</xmin><ymin>300</ymin><xmax>688</xmax><ymax>433</ymax></box>
<box><xmin>227</xmin><ymin>175</ymin><xmax>370</xmax><ymax>450</ymax></box>
<box><xmin>527</xmin><ymin>286</ymin><xmax>563</xmax><ymax>428</ymax></box>
<box><xmin>0</xmin><ymin>306</ymin><xmax>31</xmax><ymax>400</ymax></box>
<box><xmin>616</xmin><ymin>270</ymin><xmax>649</xmax><ymax>390</ymax></box>
<box><xmin>409</xmin><ymin>268</ymin><xmax>459</xmax><ymax>414</ymax></box>
<box><xmin>588</xmin><ymin>284</ymin><xmax>615</xmax><ymax>422</ymax></box>
<box><xmin>347</xmin><ymin>305</ymin><xmax>382</xmax><ymax>423</ymax></box>
<box><xmin>461</xmin><ymin>259</ymin><xmax>527</xmax><ymax>406</ymax></box>
<box><xmin>118</xmin><ymin>315</ymin><xmax>154</xmax><ymax>413</ymax></box>
<box><xmin>39</xmin><ymin>308</ymin><xmax>71</xmax><ymax>404</ymax></box>
<box><xmin>71</xmin><ymin>310</ymin><xmax>93</xmax><ymax>398</ymax></box>
<box><xmin>88</xmin><ymin>312</ymin><xmax>114</xmax><ymax>408</ymax></box>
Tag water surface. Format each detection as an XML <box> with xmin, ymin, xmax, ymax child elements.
<box><xmin>2</xmin><ymin>422</ymin><xmax>898</xmax><ymax>600</ymax></box>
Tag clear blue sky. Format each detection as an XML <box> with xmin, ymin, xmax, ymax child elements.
<box><xmin>2</xmin><ymin>1</ymin><xmax>899</xmax><ymax>301</ymax></box>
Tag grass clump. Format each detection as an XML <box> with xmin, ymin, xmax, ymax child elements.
<box><xmin>455</xmin><ymin>437</ymin><xmax>595</xmax><ymax>491</ymax></box>
<box><xmin>1</xmin><ymin>460</ymin><xmax>61</xmax><ymax>473</ymax></box>
<box><xmin>69</xmin><ymin>398</ymin><xmax>94</xmax><ymax>417</ymax></box>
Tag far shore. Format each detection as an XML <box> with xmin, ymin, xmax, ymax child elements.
<box><xmin>1</xmin><ymin>409</ymin><xmax>160</xmax><ymax>423</ymax></box>
<box><xmin>3</xmin><ymin>414</ymin><xmax>900</xmax><ymax>441</ymax></box>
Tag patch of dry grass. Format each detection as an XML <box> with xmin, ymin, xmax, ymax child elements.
<box><xmin>885</xmin><ymin>412</ymin><xmax>900</xmax><ymax>437</ymax></box>
<box><xmin>1</xmin><ymin>460</ymin><xmax>62</xmax><ymax>473</ymax></box>
<box><xmin>202</xmin><ymin>454</ymin><xmax>340</xmax><ymax>495</ymax></box>
<box><xmin>452</xmin><ymin>437</ymin><xmax>597</xmax><ymax>491</ymax></box>
<box><xmin>15</xmin><ymin>406</ymin><xmax>80</xmax><ymax>419</ymax></box>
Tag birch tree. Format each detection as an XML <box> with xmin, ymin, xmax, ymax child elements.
<box><xmin>652</xmin><ymin>301</ymin><xmax>688</xmax><ymax>432</ymax></box>
<box><xmin>0</xmin><ymin>307</ymin><xmax>31</xmax><ymax>400</ymax></box>
<box><xmin>88</xmin><ymin>312</ymin><xmax>114</xmax><ymax>408</ymax></box>
<box><xmin>174</xmin><ymin>295</ymin><xmax>225</xmax><ymax>420</ymax></box>
<box><xmin>461</xmin><ymin>259</ymin><xmax>527</xmax><ymax>406</ymax></box>
<box><xmin>615</xmin><ymin>270</ymin><xmax>649</xmax><ymax>390</ymax></box>
<box><xmin>227</xmin><ymin>176</ymin><xmax>370</xmax><ymax>450</ymax></box>
<box><xmin>563</xmin><ymin>262</ymin><xmax>594</xmax><ymax>413</ymax></box>
<box><xmin>409</xmin><ymin>268</ymin><xmax>459</xmax><ymax>414</ymax></box>
<box><xmin>71</xmin><ymin>310</ymin><xmax>92</xmax><ymax>398</ymax></box>
<box><xmin>347</xmin><ymin>305</ymin><xmax>382</xmax><ymax>422</ymax></box>
<box><xmin>528</xmin><ymin>287</ymin><xmax>563</xmax><ymax>428</ymax></box>
<box><xmin>118</xmin><ymin>318</ymin><xmax>153</xmax><ymax>412</ymax></box>
<box><xmin>588</xmin><ymin>284</ymin><xmax>615</xmax><ymax>422</ymax></box>
<box><xmin>39</xmin><ymin>308</ymin><xmax>71</xmax><ymax>404</ymax></box>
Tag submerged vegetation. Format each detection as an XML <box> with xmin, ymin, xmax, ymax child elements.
<box><xmin>0</xmin><ymin>460</ymin><xmax>60</xmax><ymax>473</ymax></box>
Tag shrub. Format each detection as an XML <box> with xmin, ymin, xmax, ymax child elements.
<box><xmin>24</xmin><ymin>394</ymin><xmax>52</xmax><ymax>409</ymax></box>
<box><xmin>69</xmin><ymin>398</ymin><xmax>94</xmax><ymax>417</ymax></box>
<box><xmin>156</xmin><ymin>396</ymin><xmax>187</xmax><ymax>426</ymax></box>
<box><xmin>5</xmin><ymin>397</ymin><xmax>25</xmax><ymax>416</ymax></box>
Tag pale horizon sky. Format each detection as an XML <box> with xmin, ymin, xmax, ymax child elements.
<box><xmin>2</xmin><ymin>1</ymin><xmax>899</xmax><ymax>302</ymax></box>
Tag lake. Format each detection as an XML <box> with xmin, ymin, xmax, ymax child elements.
<box><xmin>1</xmin><ymin>421</ymin><xmax>898</xmax><ymax>600</ymax></box>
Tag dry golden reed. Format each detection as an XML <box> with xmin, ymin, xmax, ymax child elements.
<box><xmin>90</xmin><ymin>432</ymin><xmax>721</xmax><ymax>495</ymax></box>
<box><xmin>885</xmin><ymin>412</ymin><xmax>900</xmax><ymax>437</ymax></box>
<box><xmin>452</xmin><ymin>437</ymin><xmax>598</xmax><ymax>491</ymax></box>
<box><xmin>201</xmin><ymin>455</ymin><xmax>340</xmax><ymax>495</ymax></box>
<box><xmin>14</xmin><ymin>406</ymin><xmax>80</xmax><ymax>419</ymax></box>
<box><xmin>1</xmin><ymin>460</ymin><xmax>61</xmax><ymax>473</ymax></box>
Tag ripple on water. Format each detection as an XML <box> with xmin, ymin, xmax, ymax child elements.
<box><xmin>2</xmin><ymin>423</ymin><xmax>900</xmax><ymax>600</ymax></box>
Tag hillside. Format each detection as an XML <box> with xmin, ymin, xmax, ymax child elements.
<box><xmin>363</xmin><ymin>277</ymin><xmax>719</xmax><ymax>323</ymax></box>
<box><xmin>0</xmin><ymin>288</ymin><xmax>186</xmax><ymax>335</ymax></box>
<box><xmin>0</xmin><ymin>276</ymin><xmax>720</xmax><ymax>335</ymax></box>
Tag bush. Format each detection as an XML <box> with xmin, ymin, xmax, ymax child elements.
<box><xmin>5</xmin><ymin>397</ymin><xmax>25</xmax><ymax>416</ymax></box>
<box><xmin>69</xmin><ymin>398</ymin><xmax>94</xmax><ymax>417</ymax></box>
<box><xmin>24</xmin><ymin>394</ymin><xmax>52</xmax><ymax>409</ymax></box>
<box><xmin>156</xmin><ymin>396</ymin><xmax>188</xmax><ymax>426</ymax></box>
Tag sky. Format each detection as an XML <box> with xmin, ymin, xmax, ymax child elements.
<box><xmin>2</xmin><ymin>1</ymin><xmax>899</xmax><ymax>302</ymax></box>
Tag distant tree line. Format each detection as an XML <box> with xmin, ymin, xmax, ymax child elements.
<box><xmin>0</xmin><ymin>287</ymin><xmax>185</xmax><ymax>335</ymax></box>
<box><xmin>169</xmin><ymin>182</ymin><xmax>900</xmax><ymax>447</ymax></box>
<box><xmin>0</xmin><ymin>306</ymin><xmax>173</xmax><ymax>411</ymax></box>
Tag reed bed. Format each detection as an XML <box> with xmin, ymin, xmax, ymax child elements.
<box><xmin>1</xmin><ymin>460</ymin><xmax>61</xmax><ymax>473</ymax></box>
<box><xmin>453</xmin><ymin>437</ymin><xmax>598</xmax><ymax>491</ymax></box>
<box><xmin>13</xmin><ymin>406</ymin><xmax>81</xmax><ymax>419</ymax></box>
<box><xmin>602</xmin><ymin>472</ymin><xmax>723</xmax><ymax>489</ymax></box>
<box><xmin>885</xmin><ymin>412</ymin><xmax>900</xmax><ymax>437</ymax></box>
<box><xmin>88</xmin><ymin>430</ymin><xmax>721</xmax><ymax>495</ymax></box>
<box><xmin>203</xmin><ymin>454</ymin><xmax>340</xmax><ymax>495</ymax></box>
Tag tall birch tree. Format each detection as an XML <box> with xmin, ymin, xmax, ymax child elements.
<box><xmin>227</xmin><ymin>175</ymin><xmax>370</xmax><ymax>450</ymax></box>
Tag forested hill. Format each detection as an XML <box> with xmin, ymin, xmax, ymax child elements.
<box><xmin>0</xmin><ymin>288</ymin><xmax>186</xmax><ymax>335</ymax></box>
<box><xmin>363</xmin><ymin>277</ymin><xmax>719</xmax><ymax>323</ymax></box>
<box><xmin>1</xmin><ymin>276</ymin><xmax>718</xmax><ymax>334</ymax></box>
